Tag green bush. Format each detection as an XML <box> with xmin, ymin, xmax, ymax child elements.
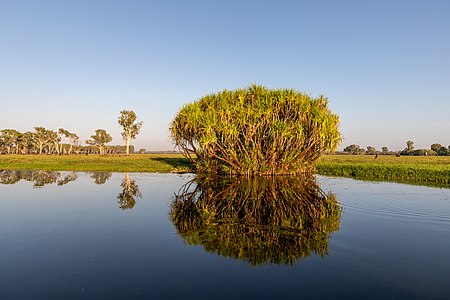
<box><xmin>170</xmin><ymin>85</ymin><xmax>341</xmax><ymax>175</ymax></box>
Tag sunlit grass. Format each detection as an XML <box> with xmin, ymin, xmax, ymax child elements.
<box><xmin>317</xmin><ymin>155</ymin><xmax>450</xmax><ymax>187</ymax></box>
<box><xmin>0</xmin><ymin>154</ymin><xmax>193</xmax><ymax>173</ymax></box>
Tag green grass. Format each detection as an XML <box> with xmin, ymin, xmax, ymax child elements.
<box><xmin>0</xmin><ymin>154</ymin><xmax>194</xmax><ymax>173</ymax></box>
<box><xmin>317</xmin><ymin>155</ymin><xmax>450</xmax><ymax>187</ymax></box>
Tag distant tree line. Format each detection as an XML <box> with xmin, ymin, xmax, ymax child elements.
<box><xmin>0</xmin><ymin>110</ymin><xmax>142</xmax><ymax>155</ymax></box>
<box><xmin>342</xmin><ymin>140</ymin><xmax>450</xmax><ymax>156</ymax></box>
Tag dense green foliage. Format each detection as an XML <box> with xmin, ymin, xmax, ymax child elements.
<box><xmin>170</xmin><ymin>176</ymin><xmax>341</xmax><ymax>265</ymax></box>
<box><xmin>171</xmin><ymin>84</ymin><xmax>341</xmax><ymax>176</ymax></box>
<box><xmin>86</xmin><ymin>129</ymin><xmax>113</xmax><ymax>155</ymax></box>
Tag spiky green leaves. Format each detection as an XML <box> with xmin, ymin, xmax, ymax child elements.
<box><xmin>170</xmin><ymin>84</ymin><xmax>341</xmax><ymax>175</ymax></box>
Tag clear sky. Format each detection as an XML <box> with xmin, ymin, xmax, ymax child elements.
<box><xmin>1</xmin><ymin>0</ymin><xmax>449</xmax><ymax>151</ymax></box>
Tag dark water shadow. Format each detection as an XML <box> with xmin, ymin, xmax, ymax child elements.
<box><xmin>150</xmin><ymin>157</ymin><xmax>193</xmax><ymax>171</ymax></box>
<box><xmin>170</xmin><ymin>176</ymin><xmax>341</xmax><ymax>266</ymax></box>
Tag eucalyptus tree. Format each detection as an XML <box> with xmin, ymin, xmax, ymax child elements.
<box><xmin>366</xmin><ymin>146</ymin><xmax>377</xmax><ymax>155</ymax></box>
<box><xmin>406</xmin><ymin>140</ymin><xmax>414</xmax><ymax>153</ymax></box>
<box><xmin>0</xmin><ymin>129</ymin><xmax>21</xmax><ymax>154</ymax></box>
<box><xmin>431</xmin><ymin>143</ymin><xmax>442</xmax><ymax>153</ymax></box>
<box><xmin>34</xmin><ymin>127</ymin><xmax>50</xmax><ymax>154</ymax></box>
<box><xmin>118</xmin><ymin>110</ymin><xmax>143</xmax><ymax>155</ymax></box>
<box><xmin>18</xmin><ymin>131</ymin><xmax>35</xmax><ymax>154</ymax></box>
<box><xmin>57</xmin><ymin>128</ymin><xmax>68</xmax><ymax>154</ymax></box>
<box><xmin>47</xmin><ymin>130</ymin><xmax>60</xmax><ymax>154</ymax></box>
<box><xmin>67</xmin><ymin>132</ymin><xmax>79</xmax><ymax>154</ymax></box>
<box><xmin>86</xmin><ymin>129</ymin><xmax>112</xmax><ymax>155</ymax></box>
<box><xmin>58</xmin><ymin>128</ymin><xmax>78</xmax><ymax>154</ymax></box>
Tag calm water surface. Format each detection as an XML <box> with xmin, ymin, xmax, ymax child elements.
<box><xmin>0</xmin><ymin>171</ymin><xmax>449</xmax><ymax>299</ymax></box>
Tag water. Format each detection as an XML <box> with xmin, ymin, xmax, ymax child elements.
<box><xmin>0</xmin><ymin>170</ymin><xmax>449</xmax><ymax>299</ymax></box>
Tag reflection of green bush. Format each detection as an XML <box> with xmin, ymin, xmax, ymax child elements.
<box><xmin>170</xmin><ymin>176</ymin><xmax>341</xmax><ymax>265</ymax></box>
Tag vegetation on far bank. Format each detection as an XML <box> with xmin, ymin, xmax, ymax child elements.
<box><xmin>0</xmin><ymin>154</ymin><xmax>193</xmax><ymax>173</ymax></box>
<box><xmin>317</xmin><ymin>155</ymin><xmax>450</xmax><ymax>187</ymax></box>
<box><xmin>0</xmin><ymin>110</ymin><xmax>144</xmax><ymax>155</ymax></box>
<box><xmin>342</xmin><ymin>140</ymin><xmax>450</xmax><ymax>156</ymax></box>
<box><xmin>1</xmin><ymin>154</ymin><xmax>449</xmax><ymax>188</ymax></box>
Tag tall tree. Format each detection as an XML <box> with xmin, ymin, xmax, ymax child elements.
<box><xmin>86</xmin><ymin>129</ymin><xmax>112</xmax><ymax>155</ymax></box>
<box><xmin>431</xmin><ymin>143</ymin><xmax>442</xmax><ymax>153</ymax></box>
<box><xmin>0</xmin><ymin>129</ymin><xmax>21</xmax><ymax>154</ymax></box>
<box><xmin>58</xmin><ymin>128</ymin><xmax>78</xmax><ymax>154</ymax></box>
<box><xmin>366</xmin><ymin>146</ymin><xmax>377</xmax><ymax>155</ymax></box>
<box><xmin>343</xmin><ymin>144</ymin><xmax>365</xmax><ymax>155</ymax></box>
<box><xmin>67</xmin><ymin>132</ymin><xmax>79</xmax><ymax>154</ymax></box>
<box><xmin>57</xmin><ymin>128</ymin><xmax>68</xmax><ymax>154</ymax></box>
<box><xmin>47</xmin><ymin>130</ymin><xmax>60</xmax><ymax>154</ymax></box>
<box><xmin>34</xmin><ymin>127</ymin><xmax>50</xmax><ymax>154</ymax></box>
<box><xmin>406</xmin><ymin>140</ymin><xmax>414</xmax><ymax>152</ymax></box>
<box><xmin>18</xmin><ymin>131</ymin><xmax>35</xmax><ymax>154</ymax></box>
<box><xmin>381</xmin><ymin>147</ymin><xmax>389</xmax><ymax>155</ymax></box>
<box><xmin>118</xmin><ymin>110</ymin><xmax>143</xmax><ymax>155</ymax></box>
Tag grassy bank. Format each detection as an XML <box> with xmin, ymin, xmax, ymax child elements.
<box><xmin>1</xmin><ymin>154</ymin><xmax>450</xmax><ymax>187</ymax></box>
<box><xmin>317</xmin><ymin>155</ymin><xmax>450</xmax><ymax>187</ymax></box>
<box><xmin>0</xmin><ymin>154</ymin><xmax>193</xmax><ymax>173</ymax></box>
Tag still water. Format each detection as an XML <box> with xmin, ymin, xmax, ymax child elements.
<box><xmin>0</xmin><ymin>170</ymin><xmax>449</xmax><ymax>299</ymax></box>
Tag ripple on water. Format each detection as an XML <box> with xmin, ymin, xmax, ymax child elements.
<box><xmin>317</xmin><ymin>175</ymin><xmax>450</xmax><ymax>226</ymax></box>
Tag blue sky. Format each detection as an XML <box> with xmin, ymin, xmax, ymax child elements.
<box><xmin>1</xmin><ymin>0</ymin><xmax>449</xmax><ymax>151</ymax></box>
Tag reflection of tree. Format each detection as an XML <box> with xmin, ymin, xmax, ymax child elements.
<box><xmin>57</xmin><ymin>172</ymin><xmax>77</xmax><ymax>186</ymax></box>
<box><xmin>0</xmin><ymin>170</ymin><xmax>22</xmax><ymax>184</ymax></box>
<box><xmin>0</xmin><ymin>170</ymin><xmax>78</xmax><ymax>188</ymax></box>
<box><xmin>28</xmin><ymin>170</ymin><xmax>60</xmax><ymax>187</ymax></box>
<box><xmin>117</xmin><ymin>173</ymin><xmax>142</xmax><ymax>210</ymax></box>
<box><xmin>171</xmin><ymin>176</ymin><xmax>341</xmax><ymax>266</ymax></box>
<box><xmin>90</xmin><ymin>172</ymin><xmax>112</xmax><ymax>184</ymax></box>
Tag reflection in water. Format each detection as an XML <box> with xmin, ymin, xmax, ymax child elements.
<box><xmin>0</xmin><ymin>170</ymin><xmax>113</xmax><ymax>187</ymax></box>
<box><xmin>171</xmin><ymin>176</ymin><xmax>341</xmax><ymax>265</ymax></box>
<box><xmin>57</xmin><ymin>172</ymin><xmax>78</xmax><ymax>186</ymax></box>
<box><xmin>0</xmin><ymin>170</ymin><xmax>22</xmax><ymax>185</ymax></box>
<box><xmin>0</xmin><ymin>169</ymin><xmax>71</xmax><ymax>187</ymax></box>
<box><xmin>90</xmin><ymin>171</ymin><xmax>112</xmax><ymax>184</ymax></box>
<box><xmin>117</xmin><ymin>173</ymin><xmax>142</xmax><ymax>210</ymax></box>
<box><xmin>0</xmin><ymin>170</ymin><xmax>143</xmax><ymax>210</ymax></box>
<box><xmin>0</xmin><ymin>170</ymin><xmax>142</xmax><ymax>210</ymax></box>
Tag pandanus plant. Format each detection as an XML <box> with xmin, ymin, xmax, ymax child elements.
<box><xmin>170</xmin><ymin>84</ymin><xmax>341</xmax><ymax>176</ymax></box>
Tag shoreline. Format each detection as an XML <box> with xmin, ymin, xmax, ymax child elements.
<box><xmin>1</xmin><ymin>154</ymin><xmax>449</xmax><ymax>188</ymax></box>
